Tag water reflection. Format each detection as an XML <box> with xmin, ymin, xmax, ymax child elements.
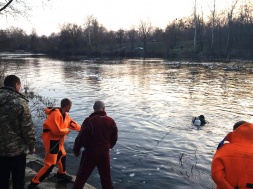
<box><xmin>1</xmin><ymin>56</ymin><xmax>253</xmax><ymax>188</ymax></box>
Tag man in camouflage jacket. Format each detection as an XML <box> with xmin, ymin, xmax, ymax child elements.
<box><xmin>0</xmin><ymin>75</ymin><xmax>35</xmax><ymax>189</ymax></box>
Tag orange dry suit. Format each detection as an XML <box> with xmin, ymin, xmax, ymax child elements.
<box><xmin>211</xmin><ymin>122</ymin><xmax>253</xmax><ymax>189</ymax></box>
<box><xmin>31</xmin><ymin>107</ymin><xmax>81</xmax><ymax>184</ymax></box>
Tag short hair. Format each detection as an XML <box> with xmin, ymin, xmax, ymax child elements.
<box><xmin>233</xmin><ymin>120</ymin><xmax>247</xmax><ymax>131</ymax></box>
<box><xmin>4</xmin><ymin>75</ymin><xmax>21</xmax><ymax>88</ymax></box>
<box><xmin>93</xmin><ymin>101</ymin><xmax>105</xmax><ymax>111</ymax></box>
<box><xmin>61</xmin><ymin>98</ymin><xmax>72</xmax><ymax>108</ymax></box>
<box><xmin>199</xmin><ymin>115</ymin><xmax>205</xmax><ymax>119</ymax></box>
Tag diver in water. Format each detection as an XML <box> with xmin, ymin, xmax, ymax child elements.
<box><xmin>192</xmin><ymin>115</ymin><xmax>207</xmax><ymax>126</ymax></box>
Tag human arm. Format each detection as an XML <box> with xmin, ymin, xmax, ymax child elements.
<box><xmin>19</xmin><ymin>100</ymin><xmax>36</xmax><ymax>153</ymax></box>
<box><xmin>217</xmin><ymin>132</ymin><xmax>233</xmax><ymax>150</ymax></box>
<box><xmin>67</xmin><ymin>115</ymin><xmax>81</xmax><ymax>132</ymax></box>
<box><xmin>110</xmin><ymin>120</ymin><xmax>118</xmax><ymax>149</ymax></box>
<box><xmin>73</xmin><ymin>119</ymin><xmax>90</xmax><ymax>156</ymax></box>
<box><xmin>217</xmin><ymin>137</ymin><xmax>226</xmax><ymax>150</ymax></box>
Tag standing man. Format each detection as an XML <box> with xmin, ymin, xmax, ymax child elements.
<box><xmin>72</xmin><ymin>100</ymin><xmax>118</xmax><ymax>189</ymax></box>
<box><xmin>28</xmin><ymin>98</ymin><xmax>81</xmax><ymax>189</ymax></box>
<box><xmin>0</xmin><ymin>75</ymin><xmax>36</xmax><ymax>189</ymax></box>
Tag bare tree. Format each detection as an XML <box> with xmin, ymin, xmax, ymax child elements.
<box><xmin>226</xmin><ymin>0</ymin><xmax>240</xmax><ymax>58</ymax></box>
<box><xmin>0</xmin><ymin>0</ymin><xmax>50</xmax><ymax>17</ymax></box>
<box><xmin>83</xmin><ymin>15</ymin><xmax>96</xmax><ymax>55</ymax></box>
<box><xmin>138</xmin><ymin>20</ymin><xmax>152</xmax><ymax>57</ymax></box>
<box><xmin>0</xmin><ymin>0</ymin><xmax>13</xmax><ymax>12</ymax></box>
<box><xmin>116</xmin><ymin>29</ymin><xmax>125</xmax><ymax>49</ymax></box>
<box><xmin>193</xmin><ymin>0</ymin><xmax>198</xmax><ymax>51</ymax></box>
<box><xmin>198</xmin><ymin>8</ymin><xmax>204</xmax><ymax>51</ymax></box>
<box><xmin>165</xmin><ymin>19</ymin><xmax>179</xmax><ymax>52</ymax></box>
<box><xmin>193</xmin><ymin>0</ymin><xmax>204</xmax><ymax>52</ymax></box>
<box><xmin>237</xmin><ymin>0</ymin><xmax>253</xmax><ymax>50</ymax></box>
<box><xmin>83</xmin><ymin>15</ymin><xmax>107</xmax><ymax>55</ymax></box>
<box><xmin>126</xmin><ymin>27</ymin><xmax>138</xmax><ymax>55</ymax></box>
<box><xmin>59</xmin><ymin>23</ymin><xmax>83</xmax><ymax>54</ymax></box>
<box><xmin>209</xmin><ymin>0</ymin><xmax>217</xmax><ymax>54</ymax></box>
<box><xmin>30</xmin><ymin>28</ymin><xmax>38</xmax><ymax>53</ymax></box>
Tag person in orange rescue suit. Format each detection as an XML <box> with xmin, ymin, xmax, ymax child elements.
<box><xmin>28</xmin><ymin>98</ymin><xmax>81</xmax><ymax>189</ymax></box>
<box><xmin>211</xmin><ymin>121</ymin><xmax>253</xmax><ymax>189</ymax></box>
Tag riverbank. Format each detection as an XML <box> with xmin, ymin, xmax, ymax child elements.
<box><xmin>9</xmin><ymin>154</ymin><xmax>95</xmax><ymax>189</ymax></box>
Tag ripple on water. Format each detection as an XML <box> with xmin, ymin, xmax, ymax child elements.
<box><xmin>3</xmin><ymin>57</ymin><xmax>253</xmax><ymax>188</ymax></box>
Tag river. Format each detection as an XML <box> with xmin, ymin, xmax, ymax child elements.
<box><xmin>1</xmin><ymin>54</ymin><xmax>253</xmax><ymax>189</ymax></box>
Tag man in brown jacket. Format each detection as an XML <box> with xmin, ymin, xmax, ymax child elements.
<box><xmin>72</xmin><ymin>100</ymin><xmax>118</xmax><ymax>189</ymax></box>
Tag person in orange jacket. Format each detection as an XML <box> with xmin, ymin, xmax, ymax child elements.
<box><xmin>28</xmin><ymin>98</ymin><xmax>81</xmax><ymax>189</ymax></box>
<box><xmin>211</xmin><ymin>121</ymin><xmax>253</xmax><ymax>189</ymax></box>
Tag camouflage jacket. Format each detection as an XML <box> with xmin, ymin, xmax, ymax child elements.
<box><xmin>0</xmin><ymin>87</ymin><xmax>35</xmax><ymax>157</ymax></box>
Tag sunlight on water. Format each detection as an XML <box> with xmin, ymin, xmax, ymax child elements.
<box><xmin>2</xmin><ymin>56</ymin><xmax>253</xmax><ymax>188</ymax></box>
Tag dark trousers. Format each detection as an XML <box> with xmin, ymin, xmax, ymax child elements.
<box><xmin>73</xmin><ymin>149</ymin><xmax>113</xmax><ymax>189</ymax></box>
<box><xmin>0</xmin><ymin>154</ymin><xmax>26</xmax><ymax>189</ymax></box>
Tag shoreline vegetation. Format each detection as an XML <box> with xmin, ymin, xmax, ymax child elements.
<box><xmin>1</xmin><ymin>1</ymin><xmax>253</xmax><ymax>63</ymax></box>
<box><xmin>1</xmin><ymin>51</ymin><xmax>253</xmax><ymax>64</ymax></box>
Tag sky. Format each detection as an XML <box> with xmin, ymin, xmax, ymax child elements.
<box><xmin>0</xmin><ymin>0</ymin><xmax>232</xmax><ymax>36</ymax></box>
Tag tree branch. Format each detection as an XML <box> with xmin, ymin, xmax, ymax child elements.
<box><xmin>0</xmin><ymin>0</ymin><xmax>14</xmax><ymax>12</ymax></box>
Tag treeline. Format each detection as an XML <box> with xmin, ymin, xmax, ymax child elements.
<box><xmin>1</xmin><ymin>1</ymin><xmax>253</xmax><ymax>60</ymax></box>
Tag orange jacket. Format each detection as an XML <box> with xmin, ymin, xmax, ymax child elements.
<box><xmin>42</xmin><ymin>107</ymin><xmax>81</xmax><ymax>140</ymax></box>
<box><xmin>211</xmin><ymin>122</ymin><xmax>253</xmax><ymax>189</ymax></box>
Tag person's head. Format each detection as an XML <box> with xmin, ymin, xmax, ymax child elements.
<box><xmin>199</xmin><ymin>115</ymin><xmax>205</xmax><ymax>120</ymax></box>
<box><xmin>233</xmin><ymin>120</ymin><xmax>247</xmax><ymax>131</ymax></box>
<box><xmin>4</xmin><ymin>75</ymin><xmax>21</xmax><ymax>92</ymax></box>
<box><xmin>93</xmin><ymin>100</ymin><xmax>105</xmax><ymax>112</ymax></box>
<box><xmin>60</xmin><ymin>98</ymin><xmax>72</xmax><ymax>113</ymax></box>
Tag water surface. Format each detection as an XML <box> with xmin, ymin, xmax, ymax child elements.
<box><xmin>2</xmin><ymin>55</ymin><xmax>253</xmax><ymax>188</ymax></box>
